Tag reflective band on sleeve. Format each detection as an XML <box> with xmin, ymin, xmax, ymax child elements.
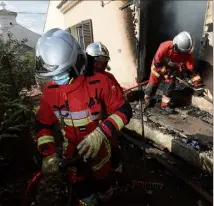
<box><xmin>37</xmin><ymin>135</ymin><xmax>55</xmax><ymax>146</ymax></box>
<box><xmin>109</xmin><ymin>114</ymin><xmax>124</xmax><ymax>130</ymax></box>
<box><xmin>192</xmin><ymin>75</ymin><xmax>201</xmax><ymax>82</ymax></box>
<box><xmin>151</xmin><ymin>65</ymin><xmax>160</xmax><ymax>77</ymax></box>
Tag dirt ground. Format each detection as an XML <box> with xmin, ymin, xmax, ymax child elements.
<box><xmin>107</xmin><ymin>136</ymin><xmax>212</xmax><ymax>206</ymax></box>
<box><xmin>0</xmin><ymin>135</ymin><xmax>212</xmax><ymax>206</ymax></box>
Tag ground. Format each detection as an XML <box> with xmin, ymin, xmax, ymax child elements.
<box><xmin>106</xmin><ymin>135</ymin><xmax>212</xmax><ymax>206</ymax></box>
<box><xmin>0</xmin><ymin>133</ymin><xmax>211</xmax><ymax>206</ymax></box>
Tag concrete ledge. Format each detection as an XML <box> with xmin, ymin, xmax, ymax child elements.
<box><xmin>126</xmin><ymin>118</ymin><xmax>213</xmax><ymax>174</ymax></box>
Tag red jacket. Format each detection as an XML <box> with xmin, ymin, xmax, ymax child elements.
<box><xmin>36</xmin><ymin>73</ymin><xmax>132</xmax><ymax>156</ymax></box>
<box><xmin>103</xmin><ymin>71</ymin><xmax>124</xmax><ymax>93</ymax></box>
<box><xmin>153</xmin><ymin>41</ymin><xmax>202</xmax><ymax>86</ymax></box>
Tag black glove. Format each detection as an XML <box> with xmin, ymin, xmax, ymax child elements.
<box><xmin>194</xmin><ymin>87</ymin><xmax>206</xmax><ymax>97</ymax></box>
<box><xmin>125</xmin><ymin>90</ymin><xmax>145</xmax><ymax>102</ymax></box>
<box><xmin>162</xmin><ymin>58</ymin><xmax>178</xmax><ymax>69</ymax></box>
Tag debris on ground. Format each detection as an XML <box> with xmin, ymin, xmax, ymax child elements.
<box><xmin>131</xmin><ymin>102</ymin><xmax>213</xmax><ymax>155</ymax></box>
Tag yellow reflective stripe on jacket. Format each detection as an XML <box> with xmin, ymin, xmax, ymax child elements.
<box><xmin>151</xmin><ymin>65</ymin><xmax>160</xmax><ymax>77</ymax></box>
<box><xmin>64</xmin><ymin>116</ymin><xmax>92</xmax><ymax>127</ymax></box>
<box><xmin>192</xmin><ymin>75</ymin><xmax>201</xmax><ymax>82</ymax></box>
<box><xmin>92</xmin><ymin>139</ymin><xmax>111</xmax><ymax>172</ymax></box>
<box><xmin>37</xmin><ymin>135</ymin><xmax>55</xmax><ymax>146</ymax></box>
<box><xmin>109</xmin><ymin>114</ymin><xmax>124</xmax><ymax>130</ymax></box>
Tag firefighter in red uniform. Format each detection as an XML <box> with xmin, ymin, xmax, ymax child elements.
<box><xmin>86</xmin><ymin>42</ymin><xmax>125</xmax><ymax>174</ymax></box>
<box><xmin>86</xmin><ymin>41</ymin><xmax>124</xmax><ymax>93</ymax></box>
<box><xmin>144</xmin><ymin>31</ymin><xmax>205</xmax><ymax>114</ymax></box>
<box><xmin>35</xmin><ymin>29</ymin><xmax>132</xmax><ymax>205</ymax></box>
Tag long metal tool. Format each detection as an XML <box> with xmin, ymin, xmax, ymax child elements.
<box><xmin>136</xmin><ymin>0</ymin><xmax>145</xmax><ymax>138</ymax></box>
<box><xmin>176</xmin><ymin>76</ymin><xmax>213</xmax><ymax>104</ymax></box>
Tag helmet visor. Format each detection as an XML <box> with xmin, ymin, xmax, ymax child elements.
<box><xmin>94</xmin><ymin>56</ymin><xmax>109</xmax><ymax>63</ymax></box>
<box><xmin>35</xmin><ymin>56</ymin><xmax>59</xmax><ymax>74</ymax></box>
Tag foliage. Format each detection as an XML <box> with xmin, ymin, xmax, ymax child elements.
<box><xmin>0</xmin><ymin>32</ymin><xmax>37</xmax><ymax>169</ymax></box>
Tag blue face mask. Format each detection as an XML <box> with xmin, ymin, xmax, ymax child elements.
<box><xmin>53</xmin><ymin>72</ymin><xmax>70</xmax><ymax>85</ymax></box>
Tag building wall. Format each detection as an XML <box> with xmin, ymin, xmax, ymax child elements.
<box><xmin>191</xmin><ymin>0</ymin><xmax>213</xmax><ymax>113</ymax></box>
<box><xmin>0</xmin><ymin>11</ymin><xmax>40</xmax><ymax>48</ymax></box>
<box><xmin>44</xmin><ymin>0</ymin><xmax>65</xmax><ymax>32</ymax></box>
<box><xmin>62</xmin><ymin>1</ymin><xmax>137</xmax><ymax>88</ymax></box>
<box><xmin>0</xmin><ymin>14</ymin><xmax>17</xmax><ymax>33</ymax></box>
<box><xmin>6</xmin><ymin>24</ymin><xmax>40</xmax><ymax>48</ymax></box>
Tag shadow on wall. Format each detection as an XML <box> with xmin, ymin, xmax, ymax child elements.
<box><xmin>144</xmin><ymin>0</ymin><xmax>171</xmax><ymax>78</ymax></box>
<box><xmin>122</xmin><ymin>7</ymin><xmax>137</xmax><ymax>62</ymax></box>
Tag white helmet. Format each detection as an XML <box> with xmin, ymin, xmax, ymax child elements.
<box><xmin>35</xmin><ymin>28</ymin><xmax>87</xmax><ymax>80</ymax></box>
<box><xmin>86</xmin><ymin>41</ymin><xmax>110</xmax><ymax>60</ymax></box>
<box><xmin>173</xmin><ymin>31</ymin><xmax>195</xmax><ymax>53</ymax></box>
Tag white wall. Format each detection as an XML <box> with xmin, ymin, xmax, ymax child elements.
<box><xmin>4</xmin><ymin>24</ymin><xmax>40</xmax><ymax>48</ymax></box>
<box><xmin>0</xmin><ymin>14</ymin><xmax>16</xmax><ymax>33</ymax></box>
<box><xmin>62</xmin><ymin>1</ymin><xmax>137</xmax><ymax>88</ymax></box>
<box><xmin>44</xmin><ymin>1</ymin><xmax>65</xmax><ymax>32</ymax></box>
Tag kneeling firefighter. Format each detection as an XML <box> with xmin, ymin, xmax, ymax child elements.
<box><xmin>35</xmin><ymin>29</ymin><xmax>132</xmax><ymax>205</ymax></box>
<box><xmin>144</xmin><ymin>31</ymin><xmax>205</xmax><ymax>114</ymax></box>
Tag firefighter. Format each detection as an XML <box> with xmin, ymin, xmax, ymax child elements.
<box><xmin>86</xmin><ymin>41</ymin><xmax>125</xmax><ymax>173</ymax></box>
<box><xmin>144</xmin><ymin>31</ymin><xmax>205</xmax><ymax>114</ymax></box>
<box><xmin>86</xmin><ymin>41</ymin><xmax>124</xmax><ymax>92</ymax></box>
<box><xmin>86</xmin><ymin>41</ymin><xmax>143</xmax><ymax>103</ymax></box>
<box><xmin>35</xmin><ymin>29</ymin><xmax>132</xmax><ymax>205</ymax></box>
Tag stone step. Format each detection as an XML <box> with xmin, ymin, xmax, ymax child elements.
<box><xmin>126</xmin><ymin>104</ymin><xmax>213</xmax><ymax>174</ymax></box>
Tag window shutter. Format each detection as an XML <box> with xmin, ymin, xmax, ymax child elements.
<box><xmin>81</xmin><ymin>19</ymin><xmax>94</xmax><ymax>50</ymax></box>
<box><xmin>65</xmin><ymin>27</ymin><xmax>71</xmax><ymax>33</ymax></box>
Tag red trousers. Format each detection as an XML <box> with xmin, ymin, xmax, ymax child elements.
<box><xmin>64</xmin><ymin>139</ymin><xmax>111</xmax><ymax>180</ymax></box>
<box><xmin>145</xmin><ymin>65</ymin><xmax>176</xmax><ymax>107</ymax></box>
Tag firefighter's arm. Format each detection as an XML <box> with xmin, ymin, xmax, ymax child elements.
<box><xmin>185</xmin><ymin>55</ymin><xmax>202</xmax><ymax>87</ymax></box>
<box><xmin>185</xmin><ymin>55</ymin><xmax>205</xmax><ymax>96</ymax></box>
<box><xmin>36</xmin><ymin>94</ymin><xmax>58</xmax><ymax>156</ymax></box>
<box><xmin>77</xmin><ymin>76</ymin><xmax>132</xmax><ymax>159</ymax></box>
<box><xmin>98</xmin><ymin>78</ymin><xmax>133</xmax><ymax>138</ymax></box>
<box><xmin>153</xmin><ymin>42</ymin><xmax>170</xmax><ymax>68</ymax></box>
<box><xmin>77</xmin><ymin>77</ymin><xmax>132</xmax><ymax>158</ymax></box>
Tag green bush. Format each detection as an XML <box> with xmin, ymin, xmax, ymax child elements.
<box><xmin>0</xmin><ymin>33</ymin><xmax>37</xmax><ymax>169</ymax></box>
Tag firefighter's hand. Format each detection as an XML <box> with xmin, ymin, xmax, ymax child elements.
<box><xmin>162</xmin><ymin>58</ymin><xmax>178</xmax><ymax>68</ymax></box>
<box><xmin>194</xmin><ymin>87</ymin><xmax>206</xmax><ymax>97</ymax></box>
<box><xmin>168</xmin><ymin>60</ymin><xmax>178</xmax><ymax>68</ymax></box>
<box><xmin>77</xmin><ymin>127</ymin><xmax>106</xmax><ymax>159</ymax></box>
<box><xmin>42</xmin><ymin>153</ymin><xmax>60</xmax><ymax>176</ymax></box>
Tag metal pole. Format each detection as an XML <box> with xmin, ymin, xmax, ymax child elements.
<box><xmin>137</xmin><ymin>0</ymin><xmax>145</xmax><ymax>138</ymax></box>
